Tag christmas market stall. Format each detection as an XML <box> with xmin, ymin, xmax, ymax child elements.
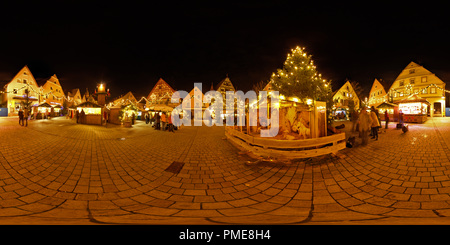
<box><xmin>376</xmin><ymin>101</ymin><xmax>398</xmax><ymax>121</ymax></box>
<box><xmin>52</xmin><ymin>104</ymin><xmax>63</xmax><ymax>117</ymax></box>
<box><xmin>76</xmin><ymin>101</ymin><xmax>103</xmax><ymax>125</ymax></box>
<box><xmin>397</xmin><ymin>94</ymin><xmax>430</xmax><ymax>123</ymax></box>
<box><xmin>33</xmin><ymin>102</ymin><xmax>53</xmax><ymax>119</ymax></box>
<box><xmin>109</xmin><ymin>103</ymin><xmax>140</xmax><ymax>127</ymax></box>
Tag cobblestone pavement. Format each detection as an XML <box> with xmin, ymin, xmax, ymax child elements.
<box><xmin>2</xmin><ymin>116</ymin><xmax>450</xmax><ymax>224</ymax></box>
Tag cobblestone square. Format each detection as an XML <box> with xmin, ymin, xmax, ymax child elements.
<box><xmin>2</xmin><ymin>116</ymin><xmax>450</xmax><ymax>224</ymax></box>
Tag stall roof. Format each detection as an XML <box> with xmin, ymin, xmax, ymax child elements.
<box><xmin>35</xmin><ymin>102</ymin><xmax>52</xmax><ymax>107</ymax></box>
<box><xmin>149</xmin><ymin>104</ymin><xmax>174</xmax><ymax>112</ymax></box>
<box><xmin>397</xmin><ymin>94</ymin><xmax>431</xmax><ymax>105</ymax></box>
<box><xmin>77</xmin><ymin>101</ymin><xmax>103</xmax><ymax>108</ymax></box>
<box><xmin>376</xmin><ymin>102</ymin><xmax>398</xmax><ymax>109</ymax></box>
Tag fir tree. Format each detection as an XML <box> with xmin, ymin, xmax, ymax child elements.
<box><xmin>270</xmin><ymin>46</ymin><xmax>332</xmax><ymax>104</ymax></box>
<box><xmin>270</xmin><ymin>46</ymin><xmax>334</xmax><ymax>123</ymax></box>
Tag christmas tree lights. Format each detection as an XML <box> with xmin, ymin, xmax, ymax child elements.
<box><xmin>270</xmin><ymin>46</ymin><xmax>332</xmax><ymax>105</ymax></box>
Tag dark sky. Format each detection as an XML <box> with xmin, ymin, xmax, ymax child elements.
<box><xmin>0</xmin><ymin>1</ymin><xmax>449</xmax><ymax>100</ymax></box>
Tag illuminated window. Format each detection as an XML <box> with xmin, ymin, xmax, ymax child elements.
<box><xmin>422</xmin><ymin>88</ymin><xmax>428</xmax><ymax>94</ymax></box>
<box><xmin>421</xmin><ymin>76</ymin><xmax>427</xmax><ymax>83</ymax></box>
<box><xmin>431</xmin><ymin>87</ymin><xmax>436</xmax><ymax>94</ymax></box>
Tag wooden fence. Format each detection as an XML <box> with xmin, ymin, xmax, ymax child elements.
<box><xmin>225</xmin><ymin>127</ymin><xmax>346</xmax><ymax>160</ymax></box>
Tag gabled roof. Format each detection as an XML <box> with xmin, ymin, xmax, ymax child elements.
<box><xmin>369</xmin><ymin>79</ymin><xmax>386</xmax><ymax>95</ymax></box>
<box><xmin>6</xmin><ymin>65</ymin><xmax>39</xmax><ymax>88</ymax></box>
<box><xmin>147</xmin><ymin>78</ymin><xmax>175</xmax><ymax>99</ymax></box>
<box><xmin>333</xmin><ymin>80</ymin><xmax>359</xmax><ymax>101</ymax></box>
<box><xmin>214</xmin><ymin>75</ymin><xmax>235</xmax><ymax>91</ymax></box>
<box><xmin>38</xmin><ymin>74</ymin><xmax>61</xmax><ymax>87</ymax></box>
<box><xmin>114</xmin><ymin>91</ymin><xmax>137</xmax><ymax>104</ymax></box>
<box><xmin>68</xmin><ymin>88</ymin><xmax>81</xmax><ymax>97</ymax></box>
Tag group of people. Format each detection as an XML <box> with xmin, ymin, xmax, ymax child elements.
<box><xmin>145</xmin><ymin>111</ymin><xmax>175</xmax><ymax>132</ymax></box>
<box><xmin>18</xmin><ymin>108</ymin><xmax>29</xmax><ymax>127</ymax></box>
<box><xmin>353</xmin><ymin>106</ymin><xmax>389</xmax><ymax>146</ymax></box>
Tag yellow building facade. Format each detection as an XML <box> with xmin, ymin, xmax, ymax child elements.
<box><xmin>388</xmin><ymin>61</ymin><xmax>446</xmax><ymax>117</ymax></box>
<box><xmin>39</xmin><ymin>74</ymin><xmax>64</xmax><ymax>107</ymax></box>
<box><xmin>1</xmin><ymin>66</ymin><xmax>40</xmax><ymax>116</ymax></box>
<box><xmin>368</xmin><ymin>78</ymin><xmax>387</xmax><ymax>107</ymax></box>
<box><xmin>332</xmin><ymin>80</ymin><xmax>360</xmax><ymax>113</ymax></box>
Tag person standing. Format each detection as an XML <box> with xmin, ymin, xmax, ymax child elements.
<box><xmin>384</xmin><ymin>110</ymin><xmax>389</xmax><ymax>129</ymax></box>
<box><xmin>168</xmin><ymin>112</ymin><xmax>174</xmax><ymax>132</ymax></box>
<box><xmin>351</xmin><ymin>110</ymin><xmax>359</xmax><ymax>133</ymax></box>
<box><xmin>18</xmin><ymin>108</ymin><xmax>24</xmax><ymax>126</ymax></box>
<box><xmin>155</xmin><ymin>112</ymin><xmax>160</xmax><ymax>130</ymax></box>
<box><xmin>80</xmin><ymin>109</ymin><xmax>85</xmax><ymax>124</ymax></box>
<box><xmin>358</xmin><ymin>107</ymin><xmax>372</xmax><ymax>146</ymax></box>
<box><xmin>370</xmin><ymin>107</ymin><xmax>380</xmax><ymax>140</ymax></box>
<box><xmin>23</xmin><ymin>108</ymin><xmax>29</xmax><ymax>127</ymax></box>
<box><xmin>145</xmin><ymin>113</ymin><xmax>149</xmax><ymax>124</ymax></box>
<box><xmin>161</xmin><ymin>112</ymin><xmax>167</xmax><ymax>131</ymax></box>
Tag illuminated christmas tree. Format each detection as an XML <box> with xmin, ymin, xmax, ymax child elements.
<box><xmin>270</xmin><ymin>46</ymin><xmax>332</xmax><ymax>104</ymax></box>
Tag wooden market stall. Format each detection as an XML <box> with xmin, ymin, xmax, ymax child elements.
<box><xmin>33</xmin><ymin>102</ymin><xmax>52</xmax><ymax>119</ymax></box>
<box><xmin>397</xmin><ymin>94</ymin><xmax>430</xmax><ymax>123</ymax></box>
<box><xmin>76</xmin><ymin>101</ymin><xmax>103</xmax><ymax>125</ymax></box>
<box><xmin>376</xmin><ymin>102</ymin><xmax>398</xmax><ymax>122</ymax></box>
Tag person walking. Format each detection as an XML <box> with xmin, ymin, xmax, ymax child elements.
<box><xmin>18</xmin><ymin>108</ymin><xmax>24</xmax><ymax>126</ymax></box>
<box><xmin>384</xmin><ymin>110</ymin><xmax>389</xmax><ymax>129</ymax></box>
<box><xmin>370</xmin><ymin>107</ymin><xmax>380</xmax><ymax>140</ymax></box>
<box><xmin>358</xmin><ymin>107</ymin><xmax>372</xmax><ymax>146</ymax></box>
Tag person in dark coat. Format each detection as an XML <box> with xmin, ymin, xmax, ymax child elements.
<box><xmin>18</xmin><ymin>108</ymin><xmax>24</xmax><ymax>126</ymax></box>
<box><xmin>155</xmin><ymin>113</ymin><xmax>160</xmax><ymax>130</ymax></box>
<box><xmin>384</xmin><ymin>110</ymin><xmax>389</xmax><ymax>129</ymax></box>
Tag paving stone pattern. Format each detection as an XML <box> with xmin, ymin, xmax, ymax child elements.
<box><xmin>2</xmin><ymin>117</ymin><xmax>450</xmax><ymax>224</ymax></box>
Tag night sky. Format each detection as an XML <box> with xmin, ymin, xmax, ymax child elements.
<box><xmin>0</xmin><ymin>1</ymin><xmax>449</xmax><ymax>100</ymax></box>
